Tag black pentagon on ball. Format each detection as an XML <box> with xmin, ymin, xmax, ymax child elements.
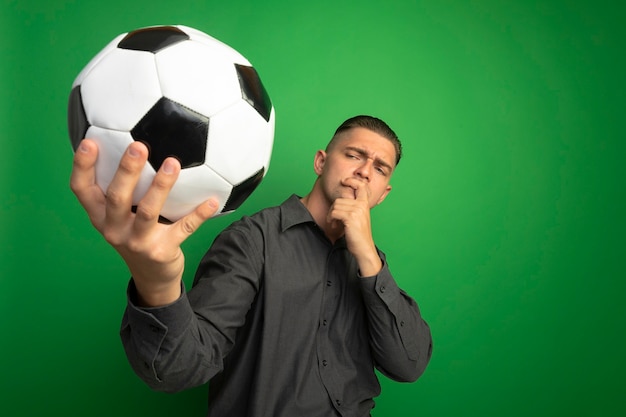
<box><xmin>131</xmin><ymin>97</ymin><xmax>209</xmax><ymax>170</ymax></box>
<box><xmin>235</xmin><ymin>64</ymin><xmax>273</xmax><ymax>122</ymax></box>
<box><xmin>118</xmin><ymin>26</ymin><xmax>190</xmax><ymax>53</ymax></box>
<box><xmin>67</xmin><ymin>85</ymin><xmax>91</xmax><ymax>151</ymax></box>
<box><xmin>223</xmin><ymin>167</ymin><xmax>265</xmax><ymax>213</ymax></box>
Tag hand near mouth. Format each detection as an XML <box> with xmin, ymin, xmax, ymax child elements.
<box><xmin>327</xmin><ymin>178</ymin><xmax>382</xmax><ymax>276</ymax></box>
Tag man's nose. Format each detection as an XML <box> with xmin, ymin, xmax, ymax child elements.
<box><xmin>355</xmin><ymin>160</ymin><xmax>372</xmax><ymax>181</ymax></box>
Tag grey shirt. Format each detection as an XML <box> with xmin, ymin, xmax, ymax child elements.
<box><xmin>121</xmin><ymin>194</ymin><xmax>432</xmax><ymax>417</ymax></box>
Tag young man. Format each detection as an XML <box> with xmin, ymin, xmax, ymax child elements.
<box><xmin>71</xmin><ymin>115</ymin><xmax>432</xmax><ymax>417</ymax></box>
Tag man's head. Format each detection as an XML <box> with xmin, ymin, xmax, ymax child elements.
<box><xmin>327</xmin><ymin>115</ymin><xmax>402</xmax><ymax>167</ymax></box>
<box><xmin>312</xmin><ymin>115</ymin><xmax>400</xmax><ymax>209</ymax></box>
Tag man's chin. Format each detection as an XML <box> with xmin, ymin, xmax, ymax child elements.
<box><xmin>336</xmin><ymin>187</ymin><xmax>356</xmax><ymax>200</ymax></box>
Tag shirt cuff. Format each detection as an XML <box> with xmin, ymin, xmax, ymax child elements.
<box><xmin>359</xmin><ymin>261</ymin><xmax>400</xmax><ymax>307</ymax></box>
<box><xmin>125</xmin><ymin>279</ymin><xmax>195</xmax><ymax>342</ymax></box>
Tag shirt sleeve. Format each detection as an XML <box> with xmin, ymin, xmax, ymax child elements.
<box><xmin>120</xmin><ymin>279</ymin><xmax>230</xmax><ymax>392</ymax></box>
<box><xmin>120</xmin><ymin>221</ymin><xmax>263</xmax><ymax>393</ymax></box>
<box><xmin>359</xmin><ymin>258</ymin><xmax>433</xmax><ymax>382</ymax></box>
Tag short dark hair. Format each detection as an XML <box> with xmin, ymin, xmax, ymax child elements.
<box><xmin>328</xmin><ymin>115</ymin><xmax>402</xmax><ymax>166</ymax></box>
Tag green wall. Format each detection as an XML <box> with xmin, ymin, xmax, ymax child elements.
<box><xmin>2</xmin><ymin>0</ymin><xmax>624</xmax><ymax>416</ymax></box>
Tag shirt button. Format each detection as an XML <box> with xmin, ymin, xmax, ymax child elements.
<box><xmin>322</xmin><ymin>360</ymin><xmax>328</xmax><ymax>367</ymax></box>
<box><xmin>380</xmin><ymin>285</ymin><xmax>386</xmax><ymax>293</ymax></box>
<box><xmin>400</xmin><ymin>320</ymin><xmax>405</xmax><ymax>327</ymax></box>
<box><xmin>326</xmin><ymin>280</ymin><xmax>332</xmax><ymax>287</ymax></box>
<box><xmin>336</xmin><ymin>399</ymin><xmax>342</xmax><ymax>406</ymax></box>
<box><xmin>322</xmin><ymin>319</ymin><xmax>328</xmax><ymax>326</ymax></box>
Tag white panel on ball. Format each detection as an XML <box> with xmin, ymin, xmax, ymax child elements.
<box><xmin>81</xmin><ymin>49</ymin><xmax>161</xmax><ymax>131</ymax></box>
<box><xmin>164</xmin><ymin>165</ymin><xmax>233</xmax><ymax>220</ymax></box>
<box><xmin>156</xmin><ymin>40</ymin><xmax>242</xmax><ymax>117</ymax></box>
<box><xmin>72</xmin><ymin>34</ymin><xmax>127</xmax><ymax>88</ymax></box>
<box><xmin>206</xmin><ymin>102</ymin><xmax>274</xmax><ymax>185</ymax></box>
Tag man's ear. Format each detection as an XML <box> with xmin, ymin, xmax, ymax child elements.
<box><xmin>313</xmin><ymin>150</ymin><xmax>327</xmax><ymax>175</ymax></box>
<box><xmin>376</xmin><ymin>185</ymin><xmax>392</xmax><ymax>206</ymax></box>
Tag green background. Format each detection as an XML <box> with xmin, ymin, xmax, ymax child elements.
<box><xmin>2</xmin><ymin>0</ymin><xmax>625</xmax><ymax>416</ymax></box>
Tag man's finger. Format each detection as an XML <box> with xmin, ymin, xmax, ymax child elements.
<box><xmin>354</xmin><ymin>181</ymin><xmax>369</xmax><ymax>202</ymax></box>
<box><xmin>170</xmin><ymin>198</ymin><xmax>220</xmax><ymax>246</ymax></box>
<box><xmin>70</xmin><ymin>139</ymin><xmax>107</xmax><ymax>225</ymax></box>
<box><xmin>104</xmin><ymin>142</ymin><xmax>149</xmax><ymax>226</ymax></box>
<box><xmin>133</xmin><ymin>157</ymin><xmax>181</xmax><ymax>234</ymax></box>
<box><xmin>70</xmin><ymin>139</ymin><xmax>97</xmax><ymax>197</ymax></box>
<box><xmin>342</xmin><ymin>177</ymin><xmax>370</xmax><ymax>202</ymax></box>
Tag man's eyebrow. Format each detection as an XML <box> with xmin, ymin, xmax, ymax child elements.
<box><xmin>345</xmin><ymin>146</ymin><xmax>394</xmax><ymax>171</ymax></box>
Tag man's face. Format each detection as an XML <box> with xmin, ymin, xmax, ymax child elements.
<box><xmin>314</xmin><ymin>127</ymin><xmax>396</xmax><ymax>208</ymax></box>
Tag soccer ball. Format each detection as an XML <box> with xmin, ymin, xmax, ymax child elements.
<box><xmin>68</xmin><ymin>25</ymin><xmax>275</xmax><ymax>222</ymax></box>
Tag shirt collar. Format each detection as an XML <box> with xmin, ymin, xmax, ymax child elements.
<box><xmin>280</xmin><ymin>194</ymin><xmax>316</xmax><ymax>232</ymax></box>
<box><xmin>280</xmin><ymin>194</ymin><xmax>348</xmax><ymax>248</ymax></box>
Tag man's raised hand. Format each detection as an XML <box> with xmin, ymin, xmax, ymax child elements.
<box><xmin>70</xmin><ymin>139</ymin><xmax>219</xmax><ymax>306</ymax></box>
<box><xmin>327</xmin><ymin>178</ymin><xmax>382</xmax><ymax>276</ymax></box>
